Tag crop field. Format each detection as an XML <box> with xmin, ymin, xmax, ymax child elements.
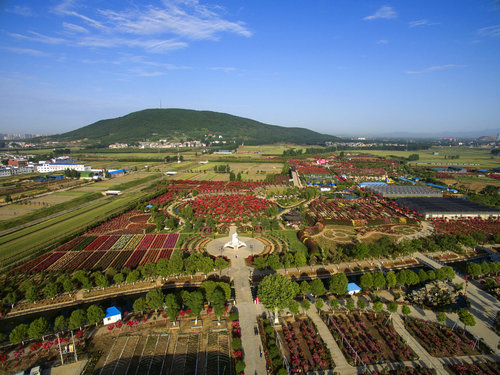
<box><xmin>0</xmin><ymin>191</ymin><xmax>145</xmax><ymax>266</ymax></box>
<box><xmin>365</xmin><ymin>147</ymin><xmax>499</xmax><ymax>169</ymax></box>
<box><xmin>236</xmin><ymin>144</ymin><xmax>306</xmax><ymax>155</ymax></box>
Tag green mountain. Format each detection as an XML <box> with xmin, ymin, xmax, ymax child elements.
<box><xmin>53</xmin><ymin>108</ymin><xmax>339</xmax><ymax>145</ymax></box>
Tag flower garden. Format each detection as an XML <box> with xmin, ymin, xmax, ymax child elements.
<box><xmin>403</xmin><ymin>316</ymin><xmax>492</xmax><ymax>357</ymax></box>
<box><xmin>444</xmin><ymin>361</ymin><xmax>500</xmax><ymax>375</ymax></box>
<box><xmin>11</xmin><ymin>233</ymin><xmax>179</xmax><ymax>273</ymax></box>
<box><xmin>179</xmin><ymin>194</ymin><xmax>274</xmax><ymax>224</ymax></box>
<box><xmin>431</xmin><ymin>217</ymin><xmax>500</xmax><ymax>238</ymax></box>
<box><xmin>277</xmin><ymin>316</ymin><xmax>334</xmax><ymax>372</ymax></box>
<box><xmin>308</xmin><ymin>196</ymin><xmax>418</xmax><ymax>225</ymax></box>
<box><xmin>321</xmin><ymin>312</ymin><xmax>417</xmax><ymax>365</ymax></box>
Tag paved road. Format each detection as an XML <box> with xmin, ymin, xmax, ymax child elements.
<box><xmin>207</xmin><ymin>226</ymin><xmax>267</xmax><ymax>375</ymax></box>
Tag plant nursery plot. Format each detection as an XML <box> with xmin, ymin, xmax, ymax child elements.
<box><xmin>321</xmin><ymin>312</ymin><xmax>417</xmax><ymax>365</ymax></box>
<box><xmin>276</xmin><ymin>316</ymin><xmax>334</xmax><ymax>373</ymax></box>
<box><xmin>403</xmin><ymin>316</ymin><xmax>492</xmax><ymax>357</ymax></box>
<box><xmin>109</xmin><ymin>250</ymin><xmax>133</xmax><ymax>270</ymax></box>
<box><xmin>444</xmin><ymin>361</ymin><xmax>499</xmax><ymax>375</ymax></box>
<box><xmin>124</xmin><ymin>249</ymin><xmax>147</xmax><ymax>268</ymax></box>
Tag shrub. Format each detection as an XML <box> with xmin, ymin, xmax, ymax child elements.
<box><xmin>235</xmin><ymin>360</ymin><xmax>246</xmax><ymax>373</ymax></box>
<box><xmin>231</xmin><ymin>337</ymin><xmax>242</xmax><ymax>350</ymax></box>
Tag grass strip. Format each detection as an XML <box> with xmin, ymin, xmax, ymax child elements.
<box><xmin>0</xmin><ymin>192</ymin><xmax>102</xmax><ymax>231</ymax></box>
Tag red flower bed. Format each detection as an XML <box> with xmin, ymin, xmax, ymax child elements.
<box><xmin>64</xmin><ymin>251</ymin><xmax>94</xmax><ymax>272</ymax></box>
<box><xmin>140</xmin><ymin>249</ymin><xmax>160</xmax><ymax>265</ymax></box>
<box><xmin>84</xmin><ymin>235</ymin><xmax>110</xmax><ymax>251</ymax></box>
<box><xmin>309</xmin><ymin>196</ymin><xmax>415</xmax><ymax>224</ymax></box>
<box><xmin>10</xmin><ymin>252</ymin><xmax>52</xmax><ymax>274</ymax></box>
<box><xmin>164</xmin><ymin>233</ymin><xmax>179</xmax><ymax>248</ymax></box>
<box><xmin>124</xmin><ymin>249</ymin><xmax>147</xmax><ymax>268</ymax></box>
<box><xmin>404</xmin><ymin>316</ymin><xmax>492</xmax><ymax>357</ymax></box>
<box><xmin>137</xmin><ymin>234</ymin><xmax>156</xmax><ymax>250</ymax></box>
<box><xmin>98</xmin><ymin>235</ymin><xmax>120</xmax><ymax>250</ymax></box>
<box><xmin>53</xmin><ymin>237</ymin><xmax>85</xmax><ymax>252</ymax></box>
<box><xmin>322</xmin><ymin>312</ymin><xmax>416</xmax><ymax>365</ymax></box>
<box><xmin>87</xmin><ymin>210</ymin><xmax>145</xmax><ymax>234</ymax></box>
<box><xmin>431</xmin><ymin>217</ymin><xmax>500</xmax><ymax>238</ymax></box>
<box><xmin>180</xmin><ymin>194</ymin><xmax>272</xmax><ymax>224</ymax></box>
<box><xmin>150</xmin><ymin>234</ymin><xmax>167</xmax><ymax>248</ymax></box>
<box><xmin>31</xmin><ymin>252</ymin><xmax>66</xmax><ymax>273</ymax></box>
<box><xmin>157</xmin><ymin>249</ymin><xmax>173</xmax><ymax>260</ymax></box>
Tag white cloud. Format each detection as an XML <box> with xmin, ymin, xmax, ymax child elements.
<box><xmin>1</xmin><ymin>47</ymin><xmax>48</xmax><ymax>57</ymax></box>
<box><xmin>78</xmin><ymin>36</ymin><xmax>187</xmax><ymax>52</ymax></box>
<box><xmin>409</xmin><ymin>19</ymin><xmax>439</xmax><ymax>28</ymax></box>
<box><xmin>477</xmin><ymin>25</ymin><xmax>500</xmax><ymax>38</ymax></box>
<box><xmin>209</xmin><ymin>66</ymin><xmax>236</xmax><ymax>72</ymax></box>
<box><xmin>406</xmin><ymin>64</ymin><xmax>465</xmax><ymax>74</ymax></box>
<box><xmin>63</xmin><ymin>22</ymin><xmax>89</xmax><ymax>34</ymax></box>
<box><xmin>364</xmin><ymin>6</ymin><xmax>397</xmax><ymax>21</ymax></box>
<box><xmin>6</xmin><ymin>6</ymin><xmax>33</xmax><ymax>17</ymax></box>
<box><xmin>9</xmin><ymin>31</ymin><xmax>66</xmax><ymax>45</ymax></box>
<box><xmin>98</xmin><ymin>2</ymin><xmax>252</xmax><ymax>40</ymax></box>
<box><xmin>376</xmin><ymin>39</ymin><xmax>388</xmax><ymax>45</ymax></box>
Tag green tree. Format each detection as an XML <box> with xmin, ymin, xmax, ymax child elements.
<box><xmin>69</xmin><ymin>309</ymin><xmax>87</xmax><ymax>330</ymax></box>
<box><xmin>9</xmin><ymin>324</ymin><xmax>28</xmax><ymax>344</ymax></box>
<box><xmin>401</xmin><ymin>305</ymin><xmax>411</xmax><ymax>316</ymax></box>
<box><xmin>4</xmin><ymin>292</ymin><xmax>17</xmax><ymax>308</ymax></box>
<box><xmin>329</xmin><ymin>273</ymin><xmax>348</xmax><ymax>295</ymax></box>
<box><xmin>373</xmin><ymin>301</ymin><xmax>384</xmax><ymax>317</ymax></box>
<box><xmin>54</xmin><ymin>315</ymin><xmax>68</xmax><ymax>332</ymax></box>
<box><xmin>466</xmin><ymin>263</ymin><xmax>481</xmax><ymax>277</ymax></box>
<box><xmin>146</xmin><ymin>289</ymin><xmax>165</xmax><ymax>312</ymax></box>
<box><xmin>329</xmin><ymin>297</ymin><xmax>339</xmax><ymax>310</ymax></box>
<box><xmin>360</xmin><ymin>273</ymin><xmax>374</xmax><ymax>290</ymax></box>
<box><xmin>294</xmin><ymin>252</ymin><xmax>307</xmax><ymax>268</ymax></box>
<box><xmin>126</xmin><ymin>270</ymin><xmax>140</xmax><ymax>284</ymax></box>
<box><xmin>164</xmin><ymin>294</ymin><xmax>179</xmax><ymax>321</ymax></box>
<box><xmin>387</xmin><ymin>301</ymin><xmax>398</xmax><ymax>314</ymax></box>
<box><xmin>113</xmin><ymin>272</ymin><xmax>125</xmax><ymax>285</ymax></box>
<box><xmin>28</xmin><ymin>317</ymin><xmax>50</xmax><ymax>340</ymax></box>
<box><xmin>385</xmin><ymin>270</ymin><xmax>397</xmax><ymax>289</ymax></box>
<box><xmin>87</xmin><ymin>305</ymin><xmax>105</xmax><ymax>326</ymax></box>
<box><xmin>214</xmin><ymin>257</ymin><xmax>229</xmax><ymax>270</ymax></box>
<box><xmin>437</xmin><ymin>311</ymin><xmax>447</xmax><ymax>323</ymax></box>
<box><xmin>25</xmin><ymin>285</ymin><xmax>39</xmax><ymax>303</ymax></box>
<box><xmin>186</xmin><ymin>291</ymin><xmax>204</xmax><ymax>322</ymax></box>
<box><xmin>258</xmin><ymin>274</ymin><xmax>295</xmax><ymax>321</ymax></box>
<box><xmin>168</xmin><ymin>252</ymin><xmax>184</xmax><ymax>275</ymax></box>
<box><xmin>435</xmin><ymin>268</ymin><xmax>446</xmax><ymax>281</ymax></box>
<box><xmin>210</xmin><ymin>287</ymin><xmax>226</xmax><ymax>319</ymax></box>
<box><xmin>44</xmin><ymin>282</ymin><xmax>58</xmax><ymax>299</ymax></box>
<box><xmin>345</xmin><ymin>299</ymin><xmax>355</xmax><ymax>313</ymax></box>
<box><xmin>301</xmin><ymin>299</ymin><xmax>310</xmax><ymax>312</ymax></box>
<box><xmin>373</xmin><ymin>270</ymin><xmax>386</xmax><ymax>290</ymax></box>
<box><xmin>459</xmin><ymin>309</ymin><xmax>476</xmax><ymax>329</ymax></box>
<box><xmin>418</xmin><ymin>269</ymin><xmax>429</xmax><ymax>283</ymax></box>
<box><xmin>309</xmin><ymin>278</ymin><xmax>325</xmax><ymax>297</ymax></box>
<box><xmin>356</xmin><ymin>298</ymin><xmax>366</xmax><ymax>314</ymax></box>
<box><xmin>315</xmin><ymin>297</ymin><xmax>324</xmax><ymax>310</ymax></box>
<box><xmin>133</xmin><ymin>297</ymin><xmax>147</xmax><ymax>315</ymax></box>
<box><xmin>62</xmin><ymin>278</ymin><xmax>75</xmax><ymax>294</ymax></box>
<box><xmin>289</xmin><ymin>300</ymin><xmax>300</xmax><ymax>315</ymax></box>
<box><xmin>95</xmin><ymin>273</ymin><xmax>109</xmax><ymax>289</ymax></box>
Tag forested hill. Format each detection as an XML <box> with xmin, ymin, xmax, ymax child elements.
<box><xmin>52</xmin><ymin>108</ymin><xmax>339</xmax><ymax>145</ymax></box>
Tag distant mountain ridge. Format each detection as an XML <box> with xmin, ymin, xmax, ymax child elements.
<box><xmin>52</xmin><ymin>108</ymin><xmax>339</xmax><ymax>145</ymax></box>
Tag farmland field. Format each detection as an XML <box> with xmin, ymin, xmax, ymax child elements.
<box><xmin>0</xmin><ymin>191</ymin><xmax>146</xmax><ymax>266</ymax></box>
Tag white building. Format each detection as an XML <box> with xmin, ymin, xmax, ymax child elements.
<box><xmin>103</xmin><ymin>306</ymin><xmax>122</xmax><ymax>325</ymax></box>
<box><xmin>36</xmin><ymin>163</ymin><xmax>90</xmax><ymax>173</ymax></box>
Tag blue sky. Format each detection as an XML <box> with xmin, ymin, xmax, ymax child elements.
<box><xmin>0</xmin><ymin>0</ymin><xmax>499</xmax><ymax>136</ymax></box>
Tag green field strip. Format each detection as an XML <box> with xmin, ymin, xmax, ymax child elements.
<box><xmin>0</xmin><ymin>192</ymin><xmax>144</xmax><ymax>263</ymax></box>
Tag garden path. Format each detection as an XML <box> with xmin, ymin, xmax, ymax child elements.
<box><xmin>305</xmin><ymin>308</ymin><xmax>355</xmax><ymax>374</ymax></box>
<box><xmin>223</xmin><ymin>225</ymin><xmax>267</xmax><ymax>375</ymax></box>
<box><xmin>391</xmin><ymin>314</ymin><xmax>448</xmax><ymax>374</ymax></box>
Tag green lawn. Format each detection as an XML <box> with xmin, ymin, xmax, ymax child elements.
<box><xmin>275</xmin><ymin>230</ymin><xmax>307</xmax><ymax>252</ymax></box>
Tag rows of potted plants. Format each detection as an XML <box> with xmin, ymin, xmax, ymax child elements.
<box><xmin>403</xmin><ymin>316</ymin><xmax>492</xmax><ymax>357</ymax></box>
<box><xmin>431</xmin><ymin>217</ymin><xmax>500</xmax><ymax>237</ymax></box>
<box><xmin>322</xmin><ymin>312</ymin><xmax>416</xmax><ymax>364</ymax></box>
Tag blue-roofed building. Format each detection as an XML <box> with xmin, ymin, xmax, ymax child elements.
<box><xmin>103</xmin><ymin>306</ymin><xmax>122</xmax><ymax>325</ymax></box>
<box><xmin>347</xmin><ymin>283</ymin><xmax>361</xmax><ymax>295</ymax></box>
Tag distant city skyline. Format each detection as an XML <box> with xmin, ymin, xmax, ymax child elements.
<box><xmin>0</xmin><ymin>1</ymin><xmax>499</xmax><ymax>136</ymax></box>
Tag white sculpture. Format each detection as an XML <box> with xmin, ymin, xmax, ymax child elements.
<box><xmin>224</xmin><ymin>231</ymin><xmax>246</xmax><ymax>249</ymax></box>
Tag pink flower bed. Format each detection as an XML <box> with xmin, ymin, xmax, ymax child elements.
<box><xmin>164</xmin><ymin>233</ymin><xmax>179</xmax><ymax>248</ymax></box>
<box><xmin>157</xmin><ymin>249</ymin><xmax>173</xmax><ymax>260</ymax></box>
<box><xmin>150</xmin><ymin>234</ymin><xmax>167</xmax><ymax>248</ymax></box>
<box><xmin>140</xmin><ymin>249</ymin><xmax>160</xmax><ymax>265</ymax></box>
<box><xmin>84</xmin><ymin>235</ymin><xmax>110</xmax><ymax>251</ymax></box>
<box><xmin>137</xmin><ymin>234</ymin><xmax>156</xmax><ymax>250</ymax></box>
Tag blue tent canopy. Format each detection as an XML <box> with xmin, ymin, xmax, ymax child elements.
<box><xmin>105</xmin><ymin>306</ymin><xmax>121</xmax><ymax>318</ymax></box>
